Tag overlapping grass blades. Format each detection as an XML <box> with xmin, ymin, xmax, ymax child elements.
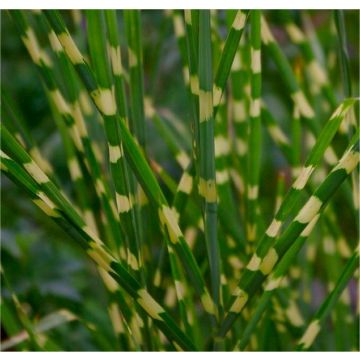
<box><xmin>1</xmin><ymin>9</ymin><xmax>358</xmax><ymax>351</ymax></box>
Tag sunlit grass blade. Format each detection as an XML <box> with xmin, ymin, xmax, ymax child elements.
<box><xmin>219</xmin><ymin>129</ymin><xmax>359</xmax><ymax>336</ymax></box>
<box><xmin>197</xmin><ymin>10</ymin><xmax>220</xmax><ymax>312</ymax></box>
<box><xmin>0</xmin><ymin>129</ymin><xmax>197</xmax><ymax>351</ymax></box>
<box><xmin>246</xmin><ymin>10</ymin><xmax>262</xmax><ymax>246</ymax></box>
<box><xmin>212</xmin><ymin>10</ymin><xmax>249</xmax><ymax>116</ymax></box>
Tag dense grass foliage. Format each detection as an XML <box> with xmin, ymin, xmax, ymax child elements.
<box><xmin>1</xmin><ymin>9</ymin><xmax>359</xmax><ymax>351</ymax></box>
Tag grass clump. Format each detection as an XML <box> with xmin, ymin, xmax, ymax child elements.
<box><xmin>1</xmin><ymin>9</ymin><xmax>359</xmax><ymax>351</ymax></box>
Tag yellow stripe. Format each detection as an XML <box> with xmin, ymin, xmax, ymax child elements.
<box><xmin>286</xmin><ymin>300</ymin><xmax>304</xmax><ymax>327</ymax></box>
<box><xmin>300</xmin><ymin>214</ymin><xmax>319</xmax><ymax>237</ymax></box>
<box><xmin>137</xmin><ymin>289</ymin><xmax>164</xmax><ymax>321</ymax></box>
<box><xmin>286</xmin><ymin>23</ymin><xmax>305</xmax><ymax>43</ymax></box>
<box><xmin>333</xmin><ymin>147</ymin><xmax>359</xmax><ymax>174</ymax></box>
<box><xmin>259</xmin><ymin>248</ymin><xmax>278</xmax><ymax>275</ymax></box>
<box><xmin>116</xmin><ymin>193</ymin><xmax>133</xmax><ymax>213</ymax></box>
<box><xmin>49</xmin><ymin>31</ymin><xmax>63</xmax><ymax>53</ymax></box>
<box><xmin>109</xmin><ymin>303</ymin><xmax>125</xmax><ymax>334</ymax></box>
<box><xmin>91</xmin><ymin>88</ymin><xmax>117</xmax><ymax>116</ymax></box>
<box><xmin>235</xmin><ymin>138</ymin><xmax>247</xmax><ymax>155</ymax></box>
<box><xmin>213</xmin><ymin>84</ymin><xmax>222</xmax><ymax>107</ymax></box>
<box><xmin>172</xmin><ymin>342</ymin><xmax>184</xmax><ymax>351</ymax></box>
<box><xmin>178</xmin><ymin>172</ymin><xmax>193</xmax><ymax>194</ymax></box>
<box><xmin>79</xmin><ymin>90</ymin><xmax>93</xmax><ymax>116</ymax></box>
<box><xmin>108</xmin><ymin>144</ymin><xmax>123</xmax><ymax>163</ymax></box>
<box><xmin>29</xmin><ymin>147</ymin><xmax>52</xmax><ymax>175</ymax></box>
<box><xmin>268</xmin><ymin>125</ymin><xmax>289</xmax><ymax>145</ymax></box>
<box><xmin>182</xmin><ymin>66</ymin><xmax>190</xmax><ymax>85</ymax></box>
<box><xmin>98</xmin><ymin>267</ymin><xmax>118</xmax><ymax>292</ymax></box>
<box><xmin>291</xmin><ymin>91</ymin><xmax>315</xmax><ymax>118</ymax></box>
<box><xmin>24</xmin><ymin>161</ymin><xmax>49</xmax><ymax>184</ymax></box>
<box><xmin>295</xmin><ymin>196</ymin><xmax>322</xmax><ymax>224</ymax></box>
<box><xmin>324</xmin><ymin>147</ymin><xmax>338</xmax><ymax>165</ymax></box>
<box><xmin>199</xmin><ymin>90</ymin><xmax>213</xmax><ymax>122</ymax></box>
<box><xmin>50</xmin><ymin>89</ymin><xmax>71</xmax><ymax>114</ymax></box>
<box><xmin>247</xmin><ymin>185</ymin><xmax>259</xmax><ymax>200</ymax></box>
<box><xmin>173</xmin><ymin>14</ymin><xmax>185</xmax><ymax>37</ymax></box>
<box><xmin>190</xmin><ymin>75</ymin><xmax>199</xmax><ymax>95</ymax></box>
<box><xmin>299</xmin><ymin>320</ymin><xmax>320</xmax><ymax>348</ymax></box>
<box><xmin>22</xmin><ymin>28</ymin><xmax>51</xmax><ymax>66</ymax></box>
<box><xmin>87</xmin><ymin>242</ymin><xmax>113</xmax><ymax>272</ymax></box>
<box><xmin>144</xmin><ymin>97</ymin><xmax>155</xmax><ymax>118</ymax></box>
<box><xmin>174</xmin><ymin>280</ymin><xmax>185</xmax><ymax>300</ymax></box>
<box><xmin>58</xmin><ymin>32</ymin><xmax>84</xmax><ymax>64</ymax></box>
<box><xmin>308</xmin><ymin>60</ymin><xmax>327</xmax><ymax>86</ymax></box>
<box><xmin>109</xmin><ymin>45</ymin><xmax>123</xmax><ymax>76</ymax></box>
<box><xmin>214</xmin><ymin>136</ymin><xmax>230</xmax><ymax>157</ymax></box>
<box><xmin>264</xmin><ymin>276</ymin><xmax>283</xmax><ymax>291</ymax></box>
<box><xmin>292</xmin><ymin>165</ymin><xmax>314</xmax><ymax>190</ymax></box>
<box><xmin>231</xmin><ymin>51</ymin><xmax>241</xmax><ymax>71</ymax></box>
<box><xmin>127</xmin><ymin>249</ymin><xmax>139</xmax><ymax>271</ymax></box>
<box><xmin>95</xmin><ymin>179</ymin><xmax>105</xmax><ymax>194</ymax></box>
<box><xmin>261</xmin><ymin>17</ymin><xmax>275</xmax><ymax>44</ymax></box>
<box><xmin>216</xmin><ymin>169</ymin><xmax>229</xmax><ymax>185</ymax></box>
<box><xmin>128</xmin><ymin>47</ymin><xmax>138</xmax><ymax>67</ymax></box>
<box><xmin>247</xmin><ymin>254</ymin><xmax>261</xmax><ymax>271</ymax></box>
<box><xmin>265</xmin><ymin>219</ymin><xmax>282</xmax><ymax>237</ymax></box>
<box><xmin>233</xmin><ymin>99</ymin><xmax>246</xmax><ymax>122</ymax></box>
<box><xmin>153</xmin><ymin>269</ymin><xmax>161</xmax><ymax>287</ymax></box>
<box><xmin>176</xmin><ymin>151</ymin><xmax>190</xmax><ymax>170</ymax></box>
<box><xmin>201</xmin><ymin>292</ymin><xmax>217</xmax><ymax>315</ymax></box>
<box><xmin>250</xmin><ymin>98</ymin><xmax>261</xmax><ymax>117</ymax></box>
<box><xmin>33</xmin><ymin>192</ymin><xmax>59</xmax><ymax>217</ymax></box>
<box><xmin>198</xmin><ymin>177</ymin><xmax>217</xmax><ymax>202</ymax></box>
<box><xmin>184</xmin><ymin>10</ymin><xmax>192</xmax><ymax>25</ymax></box>
<box><xmin>68</xmin><ymin>157</ymin><xmax>82</xmax><ymax>180</ymax></box>
<box><xmin>251</xmin><ymin>49</ymin><xmax>261</xmax><ymax>74</ymax></box>
<box><xmin>159</xmin><ymin>205</ymin><xmax>182</xmax><ymax>244</ymax></box>
<box><xmin>232</xmin><ymin>11</ymin><xmax>247</xmax><ymax>31</ymax></box>
<box><xmin>229</xmin><ymin>289</ymin><xmax>248</xmax><ymax>313</ymax></box>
